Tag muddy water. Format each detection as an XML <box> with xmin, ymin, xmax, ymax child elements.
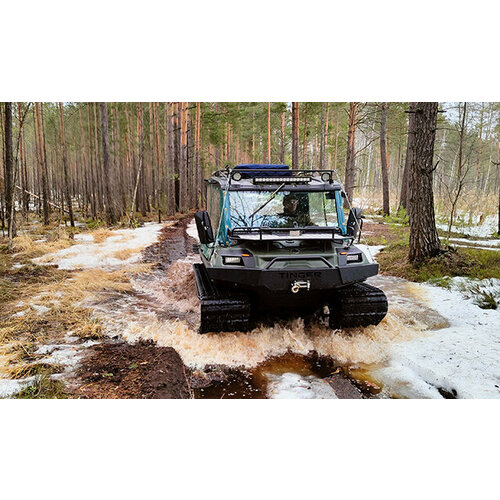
<box><xmin>89</xmin><ymin>218</ymin><xmax>449</xmax><ymax>399</ymax></box>
<box><xmin>192</xmin><ymin>352</ymin><xmax>339</xmax><ymax>399</ymax></box>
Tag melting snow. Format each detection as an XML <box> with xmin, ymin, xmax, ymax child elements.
<box><xmin>371</xmin><ymin>281</ymin><xmax>500</xmax><ymax>399</ymax></box>
<box><xmin>357</xmin><ymin>244</ymin><xmax>383</xmax><ymax>261</ymax></box>
<box><xmin>34</xmin><ymin>342</ymin><xmax>95</xmax><ymax>367</ymax></box>
<box><xmin>32</xmin><ymin>304</ymin><xmax>50</xmax><ymax>315</ymax></box>
<box><xmin>438</xmin><ymin>277</ymin><xmax>500</xmax><ymax>309</ymax></box>
<box><xmin>34</xmin><ymin>223</ymin><xmax>164</xmax><ymax>270</ymax></box>
<box><xmin>436</xmin><ymin>214</ymin><xmax>498</xmax><ymax>238</ymax></box>
<box><xmin>186</xmin><ymin>220</ymin><xmax>199</xmax><ymax>241</ymax></box>
<box><xmin>0</xmin><ymin>377</ymin><xmax>35</xmax><ymax>398</ymax></box>
<box><xmin>74</xmin><ymin>233</ymin><xmax>94</xmax><ymax>243</ymax></box>
<box><xmin>448</xmin><ymin>237</ymin><xmax>500</xmax><ymax>247</ymax></box>
<box><xmin>266</xmin><ymin>372</ymin><xmax>338</xmax><ymax>399</ymax></box>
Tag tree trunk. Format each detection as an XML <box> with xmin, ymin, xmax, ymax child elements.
<box><xmin>408</xmin><ymin>102</ymin><xmax>441</xmax><ymax>264</ymax></box>
<box><xmin>447</xmin><ymin>102</ymin><xmax>468</xmax><ymax>239</ymax></box>
<box><xmin>497</xmin><ymin>128</ymin><xmax>500</xmax><ymax>235</ymax></box>
<box><xmin>302</xmin><ymin>103</ymin><xmax>308</xmax><ymax>168</ymax></box>
<box><xmin>99</xmin><ymin>102</ymin><xmax>116</xmax><ymax>224</ymax></box>
<box><xmin>93</xmin><ymin>103</ymin><xmax>104</xmax><ymax>214</ymax></box>
<box><xmin>130</xmin><ymin>104</ymin><xmax>144</xmax><ymax>222</ymax></box>
<box><xmin>165</xmin><ymin>103</ymin><xmax>175</xmax><ymax>215</ymax></box>
<box><xmin>399</xmin><ymin>102</ymin><xmax>416</xmax><ymax>211</ymax></box>
<box><xmin>34</xmin><ymin>103</ymin><xmax>50</xmax><ymax>225</ymax></box>
<box><xmin>476</xmin><ymin>102</ymin><xmax>484</xmax><ymax>185</ymax></box>
<box><xmin>153</xmin><ymin>102</ymin><xmax>162</xmax><ymax>221</ymax></box>
<box><xmin>292</xmin><ymin>102</ymin><xmax>299</xmax><ymax>169</ymax></box>
<box><xmin>280</xmin><ymin>109</ymin><xmax>285</xmax><ymax>164</ymax></box>
<box><xmin>195</xmin><ymin>102</ymin><xmax>202</xmax><ymax>207</ymax></box>
<box><xmin>344</xmin><ymin>102</ymin><xmax>358</xmax><ymax>201</ymax></box>
<box><xmin>3</xmin><ymin>102</ymin><xmax>15</xmax><ymax>244</ymax></box>
<box><xmin>380</xmin><ymin>102</ymin><xmax>390</xmax><ymax>216</ymax></box>
<box><xmin>59</xmin><ymin>103</ymin><xmax>75</xmax><ymax>227</ymax></box>
<box><xmin>319</xmin><ymin>102</ymin><xmax>327</xmax><ymax>169</ymax></box>
<box><xmin>17</xmin><ymin>103</ymin><xmax>29</xmax><ymax>215</ymax></box>
<box><xmin>267</xmin><ymin>102</ymin><xmax>271</xmax><ymax>163</ymax></box>
<box><xmin>179</xmin><ymin>102</ymin><xmax>188</xmax><ymax>213</ymax></box>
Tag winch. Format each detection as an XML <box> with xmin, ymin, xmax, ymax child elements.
<box><xmin>291</xmin><ymin>280</ymin><xmax>310</xmax><ymax>293</ymax></box>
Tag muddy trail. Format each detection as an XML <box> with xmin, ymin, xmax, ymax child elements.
<box><xmin>4</xmin><ymin>215</ymin><xmax>496</xmax><ymax>398</ymax></box>
<box><xmin>74</xmin><ymin>216</ymin><xmax>474</xmax><ymax>399</ymax></box>
<box><xmin>73</xmin><ymin>217</ymin><xmax>366</xmax><ymax>398</ymax></box>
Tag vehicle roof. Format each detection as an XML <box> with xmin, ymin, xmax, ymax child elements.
<box><xmin>206</xmin><ymin>166</ymin><xmax>343</xmax><ymax>192</ymax></box>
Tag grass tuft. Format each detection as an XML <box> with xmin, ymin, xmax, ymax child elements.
<box><xmin>91</xmin><ymin>228</ymin><xmax>112</xmax><ymax>243</ymax></box>
<box><xmin>12</xmin><ymin>372</ymin><xmax>69</xmax><ymax>399</ymax></box>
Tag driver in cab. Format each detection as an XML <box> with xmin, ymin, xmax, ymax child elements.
<box><xmin>276</xmin><ymin>193</ymin><xmax>313</xmax><ymax>227</ymax></box>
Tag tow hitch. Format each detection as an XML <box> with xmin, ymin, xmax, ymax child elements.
<box><xmin>291</xmin><ymin>280</ymin><xmax>310</xmax><ymax>293</ymax></box>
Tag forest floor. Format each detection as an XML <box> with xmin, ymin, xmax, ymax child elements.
<box><xmin>0</xmin><ymin>213</ymin><xmax>499</xmax><ymax>399</ymax></box>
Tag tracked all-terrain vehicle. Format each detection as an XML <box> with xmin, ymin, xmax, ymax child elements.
<box><xmin>193</xmin><ymin>164</ymin><xmax>388</xmax><ymax>333</ymax></box>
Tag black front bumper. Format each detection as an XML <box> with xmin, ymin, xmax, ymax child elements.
<box><xmin>206</xmin><ymin>262</ymin><xmax>379</xmax><ymax>293</ymax></box>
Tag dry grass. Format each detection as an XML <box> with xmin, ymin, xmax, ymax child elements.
<box><xmin>91</xmin><ymin>228</ymin><xmax>112</xmax><ymax>243</ymax></box>
<box><xmin>0</xmin><ymin>260</ymin><xmax>153</xmax><ymax>379</ymax></box>
<box><xmin>1</xmin><ymin>218</ymin><xmax>156</xmax><ymax>385</ymax></box>
<box><xmin>11</xmin><ymin>233</ymin><xmax>73</xmax><ymax>259</ymax></box>
<box><xmin>113</xmin><ymin>248</ymin><xmax>137</xmax><ymax>261</ymax></box>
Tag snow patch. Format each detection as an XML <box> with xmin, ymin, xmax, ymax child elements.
<box><xmin>0</xmin><ymin>377</ymin><xmax>35</xmax><ymax>398</ymax></box>
<box><xmin>436</xmin><ymin>214</ymin><xmax>498</xmax><ymax>238</ymax></box>
<box><xmin>32</xmin><ymin>304</ymin><xmax>50</xmax><ymax>315</ymax></box>
<box><xmin>34</xmin><ymin>223</ymin><xmax>164</xmax><ymax>270</ymax></box>
<box><xmin>74</xmin><ymin>233</ymin><xmax>94</xmax><ymax>243</ymax></box>
<box><xmin>266</xmin><ymin>372</ymin><xmax>338</xmax><ymax>399</ymax></box>
<box><xmin>448</xmin><ymin>244</ymin><xmax>500</xmax><ymax>252</ymax></box>
<box><xmin>448</xmin><ymin>237</ymin><xmax>500</xmax><ymax>247</ymax></box>
<box><xmin>439</xmin><ymin>277</ymin><xmax>500</xmax><ymax>308</ymax></box>
<box><xmin>186</xmin><ymin>219</ymin><xmax>199</xmax><ymax>242</ymax></box>
<box><xmin>35</xmin><ymin>344</ymin><xmax>88</xmax><ymax>367</ymax></box>
<box><xmin>359</xmin><ymin>244</ymin><xmax>383</xmax><ymax>260</ymax></box>
<box><xmin>372</xmin><ymin>282</ymin><xmax>500</xmax><ymax>399</ymax></box>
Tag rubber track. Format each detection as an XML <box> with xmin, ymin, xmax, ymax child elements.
<box><xmin>329</xmin><ymin>282</ymin><xmax>388</xmax><ymax>329</ymax></box>
<box><xmin>193</xmin><ymin>264</ymin><xmax>251</xmax><ymax>334</ymax></box>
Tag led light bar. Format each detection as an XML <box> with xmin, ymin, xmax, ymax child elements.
<box><xmin>253</xmin><ymin>176</ymin><xmax>311</xmax><ymax>184</ymax></box>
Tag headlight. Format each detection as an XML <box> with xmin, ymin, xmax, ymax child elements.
<box><xmin>346</xmin><ymin>253</ymin><xmax>362</xmax><ymax>263</ymax></box>
<box><xmin>223</xmin><ymin>256</ymin><xmax>243</xmax><ymax>265</ymax></box>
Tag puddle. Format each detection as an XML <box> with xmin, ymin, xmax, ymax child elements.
<box><xmin>192</xmin><ymin>352</ymin><xmax>339</xmax><ymax>399</ymax></box>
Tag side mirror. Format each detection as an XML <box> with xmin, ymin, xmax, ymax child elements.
<box><xmin>346</xmin><ymin>207</ymin><xmax>363</xmax><ymax>238</ymax></box>
<box><xmin>194</xmin><ymin>211</ymin><xmax>215</xmax><ymax>244</ymax></box>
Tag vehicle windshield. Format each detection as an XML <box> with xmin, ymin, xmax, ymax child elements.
<box><xmin>229</xmin><ymin>190</ymin><xmax>339</xmax><ymax>229</ymax></box>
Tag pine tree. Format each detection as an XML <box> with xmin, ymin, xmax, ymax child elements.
<box><xmin>380</xmin><ymin>102</ymin><xmax>390</xmax><ymax>216</ymax></box>
<box><xmin>408</xmin><ymin>102</ymin><xmax>441</xmax><ymax>263</ymax></box>
<box><xmin>292</xmin><ymin>102</ymin><xmax>299</xmax><ymax>169</ymax></box>
<box><xmin>344</xmin><ymin>102</ymin><xmax>358</xmax><ymax>201</ymax></box>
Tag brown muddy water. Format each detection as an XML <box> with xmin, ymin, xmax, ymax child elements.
<box><xmin>85</xmin><ymin>219</ymin><xmax>448</xmax><ymax>399</ymax></box>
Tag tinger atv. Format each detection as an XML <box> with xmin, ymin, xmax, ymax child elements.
<box><xmin>193</xmin><ymin>164</ymin><xmax>388</xmax><ymax>333</ymax></box>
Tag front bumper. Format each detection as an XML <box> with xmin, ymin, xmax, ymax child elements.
<box><xmin>206</xmin><ymin>262</ymin><xmax>379</xmax><ymax>292</ymax></box>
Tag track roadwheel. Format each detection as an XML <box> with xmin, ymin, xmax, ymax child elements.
<box><xmin>329</xmin><ymin>283</ymin><xmax>388</xmax><ymax>329</ymax></box>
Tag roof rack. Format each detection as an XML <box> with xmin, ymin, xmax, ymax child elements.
<box><xmin>212</xmin><ymin>167</ymin><xmax>338</xmax><ymax>180</ymax></box>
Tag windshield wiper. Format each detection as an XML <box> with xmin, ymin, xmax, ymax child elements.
<box><xmin>249</xmin><ymin>183</ymin><xmax>285</xmax><ymax>224</ymax></box>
